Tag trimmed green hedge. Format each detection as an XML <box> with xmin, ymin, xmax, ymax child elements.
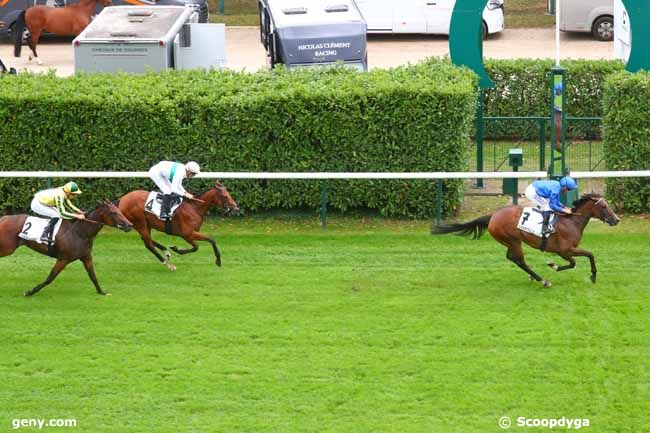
<box><xmin>0</xmin><ymin>62</ymin><xmax>478</xmax><ymax>218</ymax></box>
<box><xmin>603</xmin><ymin>71</ymin><xmax>650</xmax><ymax>213</ymax></box>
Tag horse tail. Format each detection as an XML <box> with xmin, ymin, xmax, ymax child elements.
<box><xmin>14</xmin><ymin>10</ymin><xmax>26</xmax><ymax>57</ymax></box>
<box><xmin>431</xmin><ymin>215</ymin><xmax>492</xmax><ymax>240</ymax></box>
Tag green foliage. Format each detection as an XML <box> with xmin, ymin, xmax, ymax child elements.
<box><xmin>477</xmin><ymin>59</ymin><xmax>624</xmax><ymax>139</ymax></box>
<box><xmin>0</xmin><ymin>62</ymin><xmax>478</xmax><ymax>218</ymax></box>
<box><xmin>603</xmin><ymin>71</ymin><xmax>650</xmax><ymax>213</ymax></box>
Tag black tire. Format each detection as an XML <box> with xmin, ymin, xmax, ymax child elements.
<box><xmin>592</xmin><ymin>16</ymin><xmax>613</xmax><ymax>42</ymax></box>
<box><xmin>482</xmin><ymin>21</ymin><xmax>488</xmax><ymax>40</ymax></box>
<box><xmin>9</xmin><ymin>21</ymin><xmax>30</xmax><ymax>43</ymax></box>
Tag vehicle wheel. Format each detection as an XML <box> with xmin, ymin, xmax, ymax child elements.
<box><xmin>482</xmin><ymin>21</ymin><xmax>488</xmax><ymax>40</ymax></box>
<box><xmin>9</xmin><ymin>22</ymin><xmax>31</xmax><ymax>43</ymax></box>
<box><xmin>592</xmin><ymin>16</ymin><xmax>613</xmax><ymax>41</ymax></box>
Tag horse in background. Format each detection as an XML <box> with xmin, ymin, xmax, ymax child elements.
<box><xmin>432</xmin><ymin>194</ymin><xmax>620</xmax><ymax>287</ymax></box>
<box><xmin>13</xmin><ymin>0</ymin><xmax>111</xmax><ymax>65</ymax></box>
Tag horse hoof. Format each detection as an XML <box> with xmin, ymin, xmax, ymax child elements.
<box><xmin>167</xmin><ymin>264</ymin><xmax>176</xmax><ymax>272</ymax></box>
<box><xmin>23</xmin><ymin>291</ymin><xmax>32</xmax><ymax>297</ymax></box>
<box><xmin>590</xmin><ymin>274</ymin><xmax>597</xmax><ymax>284</ymax></box>
<box><xmin>170</xmin><ymin>246</ymin><xmax>178</xmax><ymax>253</ymax></box>
<box><xmin>547</xmin><ymin>262</ymin><xmax>558</xmax><ymax>271</ymax></box>
<box><xmin>215</xmin><ymin>257</ymin><xmax>221</xmax><ymax>267</ymax></box>
<box><xmin>542</xmin><ymin>280</ymin><xmax>552</xmax><ymax>288</ymax></box>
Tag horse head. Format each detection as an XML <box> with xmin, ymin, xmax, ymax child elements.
<box><xmin>210</xmin><ymin>181</ymin><xmax>240</xmax><ymax>216</ymax></box>
<box><xmin>92</xmin><ymin>199</ymin><xmax>133</xmax><ymax>232</ymax></box>
<box><xmin>573</xmin><ymin>194</ymin><xmax>620</xmax><ymax>226</ymax></box>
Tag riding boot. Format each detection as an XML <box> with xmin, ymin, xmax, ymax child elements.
<box><xmin>40</xmin><ymin>218</ymin><xmax>58</xmax><ymax>244</ymax></box>
<box><xmin>160</xmin><ymin>194</ymin><xmax>173</xmax><ymax>220</ymax></box>
<box><xmin>540</xmin><ymin>211</ymin><xmax>552</xmax><ymax>251</ymax></box>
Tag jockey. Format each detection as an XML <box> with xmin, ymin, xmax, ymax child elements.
<box><xmin>31</xmin><ymin>181</ymin><xmax>86</xmax><ymax>243</ymax></box>
<box><xmin>524</xmin><ymin>176</ymin><xmax>578</xmax><ymax>250</ymax></box>
<box><xmin>148</xmin><ymin>161</ymin><xmax>200</xmax><ymax>219</ymax></box>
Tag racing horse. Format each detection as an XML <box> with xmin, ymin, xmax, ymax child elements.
<box><xmin>432</xmin><ymin>193</ymin><xmax>620</xmax><ymax>287</ymax></box>
<box><xmin>0</xmin><ymin>199</ymin><xmax>133</xmax><ymax>296</ymax></box>
<box><xmin>13</xmin><ymin>0</ymin><xmax>111</xmax><ymax>65</ymax></box>
<box><xmin>117</xmin><ymin>181</ymin><xmax>239</xmax><ymax>271</ymax></box>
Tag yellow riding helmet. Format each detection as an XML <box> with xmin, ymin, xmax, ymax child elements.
<box><xmin>63</xmin><ymin>181</ymin><xmax>82</xmax><ymax>195</ymax></box>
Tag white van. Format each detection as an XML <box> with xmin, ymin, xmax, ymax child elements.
<box><xmin>355</xmin><ymin>0</ymin><xmax>504</xmax><ymax>38</ymax></box>
<box><xmin>556</xmin><ymin>0</ymin><xmax>613</xmax><ymax>41</ymax></box>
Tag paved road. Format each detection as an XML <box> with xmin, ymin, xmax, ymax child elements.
<box><xmin>0</xmin><ymin>27</ymin><xmax>615</xmax><ymax>76</ymax></box>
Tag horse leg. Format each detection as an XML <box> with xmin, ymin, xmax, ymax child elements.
<box><xmin>81</xmin><ymin>256</ymin><xmax>106</xmax><ymax>295</ymax></box>
<box><xmin>27</xmin><ymin>29</ymin><xmax>42</xmax><ymax>65</ymax></box>
<box><xmin>506</xmin><ymin>243</ymin><xmax>551</xmax><ymax>288</ymax></box>
<box><xmin>567</xmin><ymin>247</ymin><xmax>598</xmax><ymax>283</ymax></box>
<box><xmin>140</xmin><ymin>228</ymin><xmax>175</xmax><ymax>272</ymax></box>
<box><xmin>152</xmin><ymin>240</ymin><xmax>173</xmax><ymax>261</ymax></box>
<box><xmin>547</xmin><ymin>254</ymin><xmax>576</xmax><ymax>272</ymax></box>
<box><xmin>24</xmin><ymin>258</ymin><xmax>69</xmax><ymax>297</ymax></box>
<box><xmin>174</xmin><ymin>231</ymin><xmax>221</xmax><ymax>267</ymax></box>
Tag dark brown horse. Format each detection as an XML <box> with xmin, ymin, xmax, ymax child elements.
<box><xmin>432</xmin><ymin>194</ymin><xmax>620</xmax><ymax>287</ymax></box>
<box><xmin>117</xmin><ymin>181</ymin><xmax>239</xmax><ymax>271</ymax></box>
<box><xmin>0</xmin><ymin>199</ymin><xmax>133</xmax><ymax>296</ymax></box>
<box><xmin>13</xmin><ymin>0</ymin><xmax>111</xmax><ymax>64</ymax></box>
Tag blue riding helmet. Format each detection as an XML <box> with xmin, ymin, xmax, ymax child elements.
<box><xmin>559</xmin><ymin>176</ymin><xmax>577</xmax><ymax>190</ymax></box>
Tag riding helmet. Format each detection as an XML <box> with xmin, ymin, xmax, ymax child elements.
<box><xmin>185</xmin><ymin>161</ymin><xmax>201</xmax><ymax>175</ymax></box>
<box><xmin>63</xmin><ymin>181</ymin><xmax>82</xmax><ymax>194</ymax></box>
<box><xmin>559</xmin><ymin>176</ymin><xmax>577</xmax><ymax>190</ymax></box>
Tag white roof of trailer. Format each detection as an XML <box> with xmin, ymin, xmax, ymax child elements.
<box><xmin>265</xmin><ymin>0</ymin><xmax>364</xmax><ymax>28</ymax></box>
<box><xmin>82</xmin><ymin>6</ymin><xmax>191</xmax><ymax>40</ymax></box>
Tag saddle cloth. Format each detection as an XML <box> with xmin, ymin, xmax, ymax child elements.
<box><xmin>18</xmin><ymin>217</ymin><xmax>63</xmax><ymax>244</ymax></box>
<box><xmin>144</xmin><ymin>192</ymin><xmax>183</xmax><ymax>220</ymax></box>
<box><xmin>517</xmin><ymin>207</ymin><xmax>557</xmax><ymax>237</ymax></box>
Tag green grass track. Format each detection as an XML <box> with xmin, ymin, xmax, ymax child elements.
<box><xmin>1</xmin><ymin>216</ymin><xmax>649</xmax><ymax>432</ymax></box>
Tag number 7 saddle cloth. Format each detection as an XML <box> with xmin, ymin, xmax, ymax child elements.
<box><xmin>517</xmin><ymin>207</ymin><xmax>558</xmax><ymax>237</ymax></box>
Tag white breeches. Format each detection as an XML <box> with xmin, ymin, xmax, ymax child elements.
<box><xmin>524</xmin><ymin>184</ymin><xmax>552</xmax><ymax>212</ymax></box>
<box><xmin>31</xmin><ymin>198</ymin><xmax>60</xmax><ymax>218</ymax></box>
<box><xmin>149</xmin><ymin>168</ymin><xmax>173</xmax><ymax>195</ymax></box>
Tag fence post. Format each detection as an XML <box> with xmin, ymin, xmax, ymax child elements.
<box><xmin>436</xmin><ymin>179</ymin><xmax>443</xmax><ymax>226</ymax></box>
<box><xmin>219</xmin><ymin>0</ymin><xmax>225</xmax><ymax>14</ymax></box>
<box><xmin>320</xmin><ymin>179</ymin><xmax>327</xmax><ymax>228</ymax></box>
<box><xmin>539</xmin><ymin>118</ymin><xmax>546</xmax><ymax>171</ymax></box>
<box><xmin>475</xmin><ymin>90</ymin><xmax>484</xmax><ymax>188</ymax></box>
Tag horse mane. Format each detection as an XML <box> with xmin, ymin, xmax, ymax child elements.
<box><xmin>572</xmin><ymin>193</ymin><xmax>602</xmax><ymax>211</ymax></box>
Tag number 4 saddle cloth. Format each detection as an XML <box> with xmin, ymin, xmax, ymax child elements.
<box><xmin>517</xmin><ymin>207</ymin><xmax>558</xmax><ymax>237</ymax></box>
<box><xmin>144</xmin><ymin>192</ymin><xmax>183</xmax><ymax>220</ymax></box>
<box><xmin>18</xmin><ymin>217</ymin><xmax>63</xmax><ymax>244</ymax></box>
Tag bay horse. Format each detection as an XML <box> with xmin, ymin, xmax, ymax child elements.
<box><xmin>0</xmin><ymin>199</ymin><xmax>133</xmax><ymax>296</ymax></box>
<box><xmin>13</xmin><ymin>0</ymin><xmax>111</xmax><ymax>65</ymax></box>
<box><xmin>432</xmin><ymin>194</ymin><xmax>620</xmax><ymax>287</ymax></box>
<box><xmin>117</xmin><ymin>181</ymin><xmax>239</xmax><ymax>271</ymax></box>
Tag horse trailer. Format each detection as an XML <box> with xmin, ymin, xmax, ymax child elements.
<box><xmin>0</xmin><ymin>0</ymin><xmax>208</xmax><ymax>39</ymax></box>
<box><xmin>73</xmin><ymin>6</ymin><xmax>225</xmax><ymax>73</ymax></box>
<box><xmin>258</xmin><ymin>0</ymin><xmax>367</xmax><ymax>70</ymax></box>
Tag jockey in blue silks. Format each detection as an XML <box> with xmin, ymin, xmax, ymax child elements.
<box><xmin>524</xmin><ymin>176</ymin><xmax>578</xmax><ymax>250</ymax></box>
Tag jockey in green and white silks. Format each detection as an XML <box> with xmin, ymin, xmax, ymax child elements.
<box><xmin>148</xmin><ymin>161</ymin><xmax>200</xmax><ymax>219</ymax></box>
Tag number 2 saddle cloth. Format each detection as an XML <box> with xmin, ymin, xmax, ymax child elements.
<box><xmin>18</xmin><ymin>217</ymin><xmax>63</xmax><ymax>244</ymax></box>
